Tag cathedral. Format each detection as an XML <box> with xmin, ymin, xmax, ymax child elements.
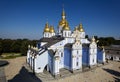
<box><xmin>27</xmin><ymin>9</ymin><xmax>106</xmax><ymax>77</ymax></box>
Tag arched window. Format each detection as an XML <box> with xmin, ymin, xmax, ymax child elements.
<box><xmin>77</xmin><ymin>50</ymin><xmax>79</xmax><ymax>54</ymax></box>
<box><xmin>76</xmin><ymin>62</ymin><xmax>78</xmax><ymax>66</ymax></box>
<box><xmin>93</xmin><ymin>59</ymin><xmax>94</xmax><ymax>62</ymax></box>
<box><xmin>61</xmin><ymin>52</ymin><xmax>63</xmax><ymax>57</ymax></box>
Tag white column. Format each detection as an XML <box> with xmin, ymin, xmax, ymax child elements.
<box><xmin>103</xmin><ymin>50</ymin><xmax>106</xmax><ymax>62</ymax></box>
<box><xmin>49</xmin><ymin>33</ymin><xmax>51</xmax><ymax>37</ymax></box>
<box><xmin>58</xmin><ymin>26</ymin><xmax>62</xmax><ymax>36</ymax></box>
<box><xmin>30</xmin><ymin>56</ymin><xmax>32</xmax><ymax>68</ymax></box>
<box><xmin>94</xmin><ymin>54</ymin><xmax>97</xmax><ymax>65</ymax></box>
<box><xmin>89</xmin><ymin>54</ymin><xmax>93</xmax><ymax>66</ymax></box>
<box><xmin>71</xmin><ymin>55</ymin><xmax>76</xmax><ymax>70</ymax></box>
<box><xmin>27</xmin><ymin>50</ymin><xmax>30</xmax><ymax>63</ymax></box>
<box><xmin>79</xmin><ymin>49</ymin><xmax>82</xmax><ymax>69</ymax></box>
<box><xmin>54</xmin><ymin>56</ymin><xmax>59</xmax><ymax>75</ymax></box>
<box><xmin>78</xmin><ymin>55</ymin><xmax>82</xmax><ymax>69</ymax></box>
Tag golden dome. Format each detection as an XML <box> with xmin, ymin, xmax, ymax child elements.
<box><xmin>78</xmin><ymin>23</ymin><xmax>84</xmax><ymax>32</ymax></box>
<box><xmin>49</xmin><ymin>26</ymin><xmax>55</xmax><ymax>33</ymax></box>
<box><xmin>63</xmin><ymin>22</ymin><xmax>70</xmax><ymax>30</ymax></box>
<box><xmin>59</xmin><ymin>8</ymin><xmax>67</xmax><ymax>27</ymax></box>
<box><xmin>59</xmin><ymin>19</ymin><xmax>67</xmax><ymax>26</ymax></box>
<box><xmin>44</xmin><ymin>22</ymin><xmax>50</xmax><ymax>32</ymax></box>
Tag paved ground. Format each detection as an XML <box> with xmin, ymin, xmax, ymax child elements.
<box><xmin>0</xmin><ymin>56</ymin><xmax>120</xmax><ymax>82</ymax></box>
<box><xmin>35</xmin><ymin>62</ymin><xmax>120</xmax><ymax>82</ymax></box>
<box><xmin>0</xmin><ymin>60</ymin><xmax>8</xmax><ymax>82</ymax></box>
<box><xmin>0</xmin><ymin>67</ymin><xmax>6</xmax><ymax>82</ymax></box>
<box><xmin>0</xmin><ymin>60</ymin><xmax>9</xmax><ymax>67</ymax></box>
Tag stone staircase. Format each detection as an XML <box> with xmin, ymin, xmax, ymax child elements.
<box><xmin>59</xmin><ymin>68</ymin><xmax>73</xmax><ymax>78</ymax></box>
<box><xmin>36</xmin><ymin>70</ymin><xmax>54</xmax><ymax>81</ymax></box>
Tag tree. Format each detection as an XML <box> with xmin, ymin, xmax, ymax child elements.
<box><xmin>2</xmin><ymin>39</ymin><xmax>13</xmax><ymax>53</ymax></box>
<box><xmin>10</xmin><ymin>40</ymin><xmax>21</xmax><ymax>53</ymax></box>
<box><xmin>0</xmin><ymin>41</ymin><xmax>2</xmax><ymax>55</ymax></box>
<box><xmin>20</xmin><ymin>40</ymin><xmax>29</xmax><ymax>56</ymax></box>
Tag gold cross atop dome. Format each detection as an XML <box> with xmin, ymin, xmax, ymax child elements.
<box><xmin>59</xmin><ymin>8</ymin><xmax>69</xmax><ymax>28</ymax></box>
<box><xmin>62</xmin><ymin>8</ymin><xmax>65</xmax><ymax>17</ymax></box>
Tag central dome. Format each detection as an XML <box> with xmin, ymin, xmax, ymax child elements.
<box><xmin>63</xmin><ymin>22</ymin><xmax>70</xmax><ymax>30</ymax></box>
<box><xmin>58</xmin><ymin>9</ymin><xmax>70</xmax><ymax>31</ymax></box>
<box><xmin>59</xmin><ymin>19</ymin><xmax>67</xmax><ymax>27</ymax></box>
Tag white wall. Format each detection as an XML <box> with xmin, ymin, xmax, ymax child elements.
<box><xmin>80</xmin><ymin>32</ymin><xmax>85</xmax><ymax>38</ymax></box>
<box><xmin>103</xmin><ymin>51</ymin><xmax>106</xmax><ymax>62</ymax></box>
<box><xmin>44</xmin><ymin>32</ymin><xmax>50</xmax><ymax>38</ymax></box>
<box><xmin>41</xmin><ymin>42</ymin><xmax>47</xmax><ymax>46</ymax></box>
<box><xmin>53</xmin><ymin>57</ymin><xmax>60</xmax><ymax>75</ymax></box>
<box><xmin>113</xmin><ymin>56</ymin><xmax>120</xmax><ymax>61</ymax></box>
<box><xmin>27</xmin><ymin>50</ymin><xmax>30</xmax><ymax>63</ymax></box>
<box><xmin>34</xmin><ymin>51</ymin><xmax>48</xmax><ymax>73</ymax></box>
<box><xmin>63</xmin><ymin>30</ymin><xmax>71</xmax><ymax>37</ymax></box>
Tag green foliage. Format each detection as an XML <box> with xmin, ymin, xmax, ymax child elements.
<box><xmin>0</xmin><ymin>37</ymin><xmax>119</xmax><ymax>56</ymax></box>
<box><xmin>0</xmin><ymin>41</ymin><xmax>2</xmax><ymax>55</ymax></box>
<box><xmin>1</xmin><ymin>53</ymin><xmax>22</xmax><ymax>59</ymax></box>
<box><xmin>10</xmin><ymin>40</ymin><xmax>21</xmax><ymax>53</ymax></box>
<box><xmin>2</xmin><ymin>39</ymin><xmax>13</xmax><ymax>53</ymax></box>
<box><xmin>97</xmin><ymin>37</ymin><xmax>119</xmax><ymax>46</ymax></box>
<box><xmin>20</xmin><ymin>40</ymin><xmax>29</xmax><ymax>56</ymax></box>
<box><xmin>0</xmin><ymin>39</ymin><xmax>38</xmax><ymax>56</ymax></box>
<box><xmin>114</xmin><ymin>40</ymin><xmax>120</xmax><ymax>45</ymax></box>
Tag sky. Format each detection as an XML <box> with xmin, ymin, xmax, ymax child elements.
<box><xmin>0</xmin><ymin>0</ymin><xmax>120</xmax><ymax>40</ymax></box>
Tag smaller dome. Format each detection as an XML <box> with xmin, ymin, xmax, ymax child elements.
<box><xmin>78</xmin><ymin>23</ymin><xmax>84</xmax><ymax>32</ymax></box>
<box><xmin>44</xmin><ymin>22</ymin><xmax>50</xmax><ymax>32</ymax></box>
<box><xmin>63</xmin><ymin>22</ymin><xmax>70</xmax><ymax>30</ymax></box>
<box><xmin>49</xmin><ymin>26</ymin><xmax>55</xmax><ymax>33</ymax></box>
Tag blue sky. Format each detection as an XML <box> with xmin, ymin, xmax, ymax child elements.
<box><xmin>0</xmin><ymin>0</ymin><xmax>120</xmax><ymax>40</ymax></box>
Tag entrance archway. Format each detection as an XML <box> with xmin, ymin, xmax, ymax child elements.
<box><xmin>110</xmin><ymin>56</ymin><xmax>113</xmax><ymax>60</ymax></box>
<box><xmin>43</xmin><ymin>64</ymin><xmax>49</xmax><ymax>74</ymax></box>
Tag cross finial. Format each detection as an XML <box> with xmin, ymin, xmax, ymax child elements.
<box><xmin>46</xmin><ymin>18</ymin><xmax>48</xmax><ymax>23</ymax></box>
<box><xmin>62</xmin><ymin>4</ymin><xmax>64</xmax><ymax>10</ymax></box>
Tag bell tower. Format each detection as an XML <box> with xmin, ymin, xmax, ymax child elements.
<box><xmin>89</xmin><ymin>36</ymin><xmax>97</xmax><ymax>67</ymax></box>
<box><xmin>58</xmin><ymin>8</ymin><xmax>71</xmax><ymax>36</ymax></box>
<box><xmin>71</xmin><ymin>34</ymin><xmax>82</xmax><ymax>72</ymax></box>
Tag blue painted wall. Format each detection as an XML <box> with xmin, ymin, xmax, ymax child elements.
<box><xmin>82</xmin><ymin>47</ymin><xmax>89</xmax><ymax>66</ymax></box>
<box><xmin>97</xmin><ymin>48</ymin><xmax>103</xmax><ymax>63</ymax></box>
<box><xmin>64</xmin><ymin>48</ymin><xmax>71</xmax><ymax>69</ymax></box>
<box><xmin>48</xmin><ymin>53</ymin><xmax>53</xmax><ymax>74</ymax></box>
<box><xmin>37</xmin><ymin>42</ymin><xmax>41</xmax><ymax>49</ymax></box>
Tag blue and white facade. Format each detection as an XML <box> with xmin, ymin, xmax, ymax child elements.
<box><xmin>27</xmin><ymin>9</ymin><xmax>106</xmax><ymax>76</ymax></box>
